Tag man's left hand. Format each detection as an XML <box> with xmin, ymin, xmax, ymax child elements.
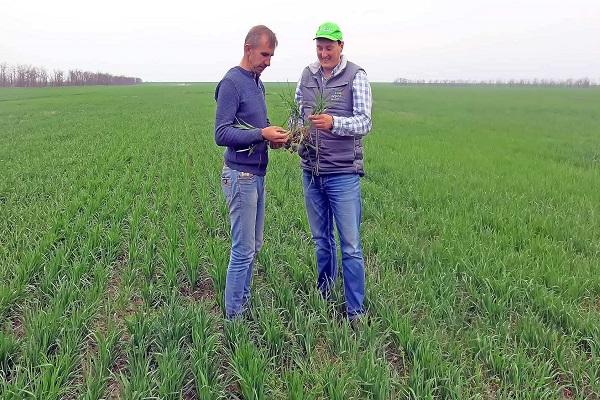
<box><xmin>308</xmin><ymin>114</ymin><xmax>333</xmax><ymax>131</ymax></box>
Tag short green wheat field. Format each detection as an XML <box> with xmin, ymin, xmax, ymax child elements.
<box><xmin>1</xmin><ymin>83</ymin><xmax>599</xmax><ymax>399</ymax></box>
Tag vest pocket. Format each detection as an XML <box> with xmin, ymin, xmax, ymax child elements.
<box><xmin>324</xmin><ymin>82</ymin><xmax>350</xmax><ymax>112</ymax></box>
<box><xmin>327</xmin><ymin>81</ymin><xmax>349</xmax><ymax>87</ymax></box>
<box><xmin>320</xmin><ymin>132</ymin><xmax>354</xmax><ymax>168</ymax></box>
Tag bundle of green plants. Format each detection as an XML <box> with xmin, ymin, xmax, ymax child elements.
<box><xmin>280</xmin><ymin>90</ymin><xmax>328</xmax><ymax>153</ymax></box>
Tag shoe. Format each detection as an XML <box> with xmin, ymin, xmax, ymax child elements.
<box><xmin>349</xmin><ymin>314</ymin><xmax>366</xmax><ymax>331</ymax></box>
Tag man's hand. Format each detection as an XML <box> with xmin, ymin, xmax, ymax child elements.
<box><xmin>261</xmin><ymin>126</ymin><xmax>288</xmax><ymax>144</ymax></box>
<box><xmin>308</xmin><ymin>114</ymin><xmax>334</xmax><ymax>131</ymax></box>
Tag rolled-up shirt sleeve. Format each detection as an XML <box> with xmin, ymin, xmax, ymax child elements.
<box><xmin>291</xmin><ymin>80</ymin><xmax>303</xmax><ymax>128</ymax></box>
<box><xmin>331</xmin><ymin>70</ymin><xmax>372</xmax><ymax>136</ymax></box>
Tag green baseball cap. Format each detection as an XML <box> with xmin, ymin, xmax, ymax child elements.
<box><xmin>314</xmin><ymin>22</ymin><xmax>343</xmax><ymax>41</ymax></box>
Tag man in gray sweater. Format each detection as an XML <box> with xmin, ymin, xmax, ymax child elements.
<box><xmin>215</xmin><ymin>25</ymin><xmax>288</xmax><ymax>320</ymax></box>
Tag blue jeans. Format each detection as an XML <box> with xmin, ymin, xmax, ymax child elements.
<box><xmin>303</xmin><ymin>171</ymin><xmax>365</xmax><ymax>319</ymax></box>
<box><xmin>221</xmin><ymin>165</ymin><xmax>265</xmax><ymax>319</ymax></box>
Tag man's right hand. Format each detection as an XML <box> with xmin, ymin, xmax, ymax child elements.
<box><xmin>261</xmin><ymin>126</ymin><xmax>288</xmax><ymax>144</ymax></box>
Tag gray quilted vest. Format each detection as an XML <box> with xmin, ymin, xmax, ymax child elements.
<box><xmin>298</xmin><ymin>60</ymin><xmax>365</xmax><ymax>176</ymax></box>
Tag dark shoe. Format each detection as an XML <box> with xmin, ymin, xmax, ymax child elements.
<box><xmin>349</xmin><ymin>314</ymin><xmax>366</xmax><ymax>331</ymax></box>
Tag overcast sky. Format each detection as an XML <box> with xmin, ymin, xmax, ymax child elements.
<box><xmin>2</xmin><ymin>0</ymin><xmax>599</xmax><ymax>82</ymax></box>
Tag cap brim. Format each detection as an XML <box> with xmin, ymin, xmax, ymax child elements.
<box><xmin>314</xmin><ymin>34</ymin><xmax>341</xmax><ymax>41</ymax></box>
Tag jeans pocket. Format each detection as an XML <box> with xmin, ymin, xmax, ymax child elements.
<box><xmin>221</xmin><ymin>166</ymin><xmax>233</xmax><ymax>199</ymax></box>
<box><xmin>222</xmin><ymin>165</ymin><xmax>233</xmax><ymax>181</ymax></box>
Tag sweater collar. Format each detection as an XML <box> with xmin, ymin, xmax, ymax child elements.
<box><xmin>235</xmin><ymin>66</ymin><xmax>260</xmax><ymax>83</ymax></box>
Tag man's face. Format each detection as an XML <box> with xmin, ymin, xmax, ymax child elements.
<box><xmin>316</xmin><ymin>38</ymin><xmax>344</xmax><ymax>71</ymax></box>
<box><xmin>246</xmin><ymin>35</ymin><xmax>275</xmax><ymax>76</ymax></box>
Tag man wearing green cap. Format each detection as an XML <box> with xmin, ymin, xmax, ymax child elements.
<box><xmin>294</xmin><ymin>22</ymin><xmax>373</xmax><ymax>324</ymax></box>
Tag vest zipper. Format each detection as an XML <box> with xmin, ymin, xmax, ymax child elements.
<box><xmin>315</xmin><ymin>75</ymin><xmax>328</xmax><ymax>176</ymax></box>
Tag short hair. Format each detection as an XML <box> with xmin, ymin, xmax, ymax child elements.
<box><xmin>245</xmin><ymin>25</ymin><xmax>278</xmax><ymax>49</ymax></box>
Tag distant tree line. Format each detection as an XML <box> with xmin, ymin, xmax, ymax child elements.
<box><xmin>0</xmin><ymin>62</ymin><xmax>142</xmax><ymax>87</ymax></box>
<box><xmin>393</xmin><ymin>77</ymin><xmax>596</xmax><ymax>87</ymax></box>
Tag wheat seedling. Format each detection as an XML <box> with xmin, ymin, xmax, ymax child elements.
<box><xmin>281</xmin><ymin>89</ymin><xmax>329</xmax><ymax>153</ymax></box>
